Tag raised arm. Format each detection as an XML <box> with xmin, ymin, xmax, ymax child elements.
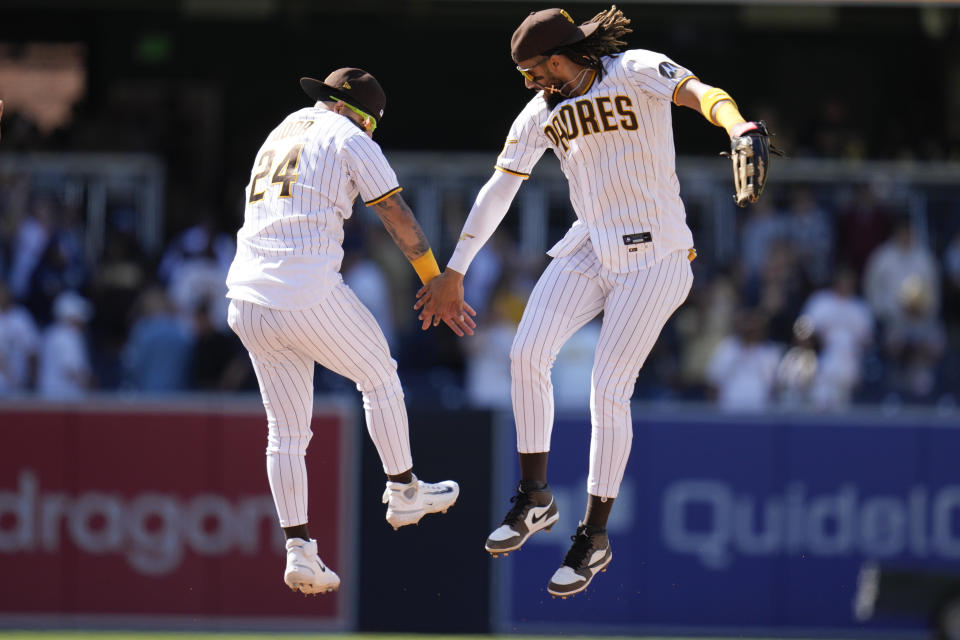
<box><xmin>675</xmin><ymin>78</ymin><xmax>754</xmax><ymax>139</ymax></box>
<box><xmin>414</xmin><ymin>169</ymin><xmax>524</xmax><ymax>330</ymax></box>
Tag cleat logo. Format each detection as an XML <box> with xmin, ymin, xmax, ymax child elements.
<box><xmin>426</xmin><ymin>486</ymin><xmax>455</xmax><ymax>495</ymax></box>
<box><xmin>530</xmin><ymin>510</ymin><xmax>550</xmax><ymax>525</ymax></box>
<box><xmin>529</xmin><ymin>500</ymin><xmax>553</xmax><ymax>525</ymax></box>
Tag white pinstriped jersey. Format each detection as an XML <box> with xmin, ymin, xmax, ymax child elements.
<box><xmin>496</xmin><ymin>49</ymin><xmax>696</xmax><ymax>273</ymax></box>
<box><xmin>226</xmin><ymin>104</ymin><xmax>401</xmax><ymax>310</ymax></box>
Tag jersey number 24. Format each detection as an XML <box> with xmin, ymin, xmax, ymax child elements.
<box><xmin>248</xmin><ymin>143</ymin><xmax>304</xmax><ymax>203</ymax></box>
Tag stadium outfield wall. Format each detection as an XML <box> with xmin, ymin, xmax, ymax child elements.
<box><xmin>0</xmin><ymin>398</ymin><xmax>957</xmax><ymax>638</ymax></box>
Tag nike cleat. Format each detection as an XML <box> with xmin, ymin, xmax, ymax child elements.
<box><xmin>382</xmin><ymin>474</ymin><xmax>459</xmax><ymax>529</ymax></box>
<box><xmin>284</xmin><ymin>537</ymin><xmax>341</xmax><ymax>595</ymax></box>
<box><xmin>485</xmin><ymin>482</ymin><xmax>559</xmax><ymax>556</ymax></box>
<box><xmin>547</xmin><ymin>522</ymin><xmax>612</xmax><ymax>598</ymax></box>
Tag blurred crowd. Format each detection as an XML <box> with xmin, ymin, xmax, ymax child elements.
<box><xmin>0</xmin><ymin>173</ymin><xmax>250</xmax><ymax>398</ymax></box>
<box><xmin>1</xmin><ymin>171</ymin><xmax>959</xmax><ymax>415</ymax></box>
<box><xmin>657</xmin><ymin>184</ymin><xmax>960</xmax><ymax>413</ymax></box>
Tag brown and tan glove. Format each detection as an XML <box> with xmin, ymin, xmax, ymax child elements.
<box><xmin>726</xmin><ymin>120</ymin><xmax>782</xmax><ymax>207</ymax></box>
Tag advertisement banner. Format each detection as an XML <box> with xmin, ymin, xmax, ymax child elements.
<box><xmin>0</xmin><ymin>398</ymin><xmax>354</xmax><ymax>630</ymax></box>
<box><xmin>493</xmin><ymin>411</ymin><xmax>960</xmax><ymax>638</ymax></box>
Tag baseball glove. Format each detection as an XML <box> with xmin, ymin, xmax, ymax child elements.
<box><xmin>724</xmin><ymin>120</ymin><xmax>781</xmax><ymax>207</ymax></box>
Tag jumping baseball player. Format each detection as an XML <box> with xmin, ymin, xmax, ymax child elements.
<box><xmin>416</xmin><ymin>6</ymin><xmax>772</xmax><ymax>597</ymax></box>
<box><xmin>225</xmin><ymin>68</ymin><xmax>474</xmax><ymax>596</ymax></box>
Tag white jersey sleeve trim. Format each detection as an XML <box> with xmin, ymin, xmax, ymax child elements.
<box><xmin>446</xmin><ymin>170</ymin><xmax>524</xmax><ymax>274</ymax></box>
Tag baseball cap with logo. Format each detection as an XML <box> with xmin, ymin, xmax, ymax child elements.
<box><xmin>300</xmin><ymin>68</ymin><xmax>386</xmax><ymax>123</ymax></box>
<box><xmin>510</xmin><ymin>8</ymin><xmax>600</xmax><ymax>64</ymax></box>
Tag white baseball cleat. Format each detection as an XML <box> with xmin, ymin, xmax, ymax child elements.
<box><xmin>284</xmin><ymin>538</ymin><xmax>340</xmax><ymax>595</ymax></box>
<box><xmin>382</xmin><ymin>474</ymin><xmax>459</xmax><ymax>529</ymax></box>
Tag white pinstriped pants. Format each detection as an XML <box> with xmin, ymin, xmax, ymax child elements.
<box><xmin>227</xmin><ymin>283</ymin><xmax>413</xmax><ymax>528</ymax></box>
<box><xmin>510</xmin><ymin>241</ymin><xmax>693</xmax><ymax>499</ymax></box>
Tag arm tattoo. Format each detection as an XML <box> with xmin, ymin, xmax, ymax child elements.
<box><xmin>373</xmin><ymin>193</ymin><xmax>431</xmax><ymax>260</ymax></box>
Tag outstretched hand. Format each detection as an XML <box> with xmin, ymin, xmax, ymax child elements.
<box><xmin>414</xmin><ymin>269</ymin><xmax>477</xmax><ymax>337</ymax></box>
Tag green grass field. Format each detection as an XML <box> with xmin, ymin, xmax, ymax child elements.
<box><xmin>0</xmin><ymin>633</ymin><xmax>834</xmax><ymax>640</ymax></box>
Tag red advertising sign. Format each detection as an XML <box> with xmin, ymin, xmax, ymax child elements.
<box><xmin>0</xmin><ymin>398</ymin><xmax>355</xmax><ymax>629</ymax></box>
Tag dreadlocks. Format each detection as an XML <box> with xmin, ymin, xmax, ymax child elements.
<box><xmin>553</xmin><ymin>5</ymin><xmax>632</xmax><ymax>78</ymax></box>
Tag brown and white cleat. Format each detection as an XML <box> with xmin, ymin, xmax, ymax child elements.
<box><xmin>485</xmin><ymin>482</ymin><xmax>559</xmax><ymax>557</ymax></box>
<box><xmin>546</xmin><ymin>523</ymin><xmax>612</xmax><ymax>599</ymax></box>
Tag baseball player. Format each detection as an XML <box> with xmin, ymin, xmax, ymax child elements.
<box><xmin>225</xmin><ymin>68</ymin><xmax>474</xmax><ymax>596</ymax></box>
<box><xmin>416</xmin><ymin>6</ymin><xmax>766</xmax><ymax>597</ymax></box>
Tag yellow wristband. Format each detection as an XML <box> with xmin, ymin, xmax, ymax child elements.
<box><xmin>714</xmin><ymin>101</ymin><xmax>746</xmax><ymax>136</ymax></box>
<box><xmin>699</xmin><ymin>88</ymin><xmax>745</xmax><ymax>134</ymax></box>
<box><xmin>410</xmin><ymin>249</ymin><xmax>441</xmax><ymax>284</ymax></box>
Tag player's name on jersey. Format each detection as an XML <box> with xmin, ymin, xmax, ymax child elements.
<box><xmin>269</xmin><ymin>119</ymin><xmax>315</xmax><ymax>142</ymax></box>
<box><xmin>544</xmin><ymin>94</ymin><xmax>638</xmax><ymax>153</ymax></box>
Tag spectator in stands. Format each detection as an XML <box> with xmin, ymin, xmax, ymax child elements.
<box><xmin>835</xmin><ymin>182</ymin><xmax>891</xmax><ymax>274</ymax></box>
<box><xmin>0</xmin><ymin>281</ymin><xmax>40</xmax><ymax>393</ymax></box>
<box><xmin>883</xmin><ymin>275</ymin><xmax>946</xmax><ymax>401</ymax></box>
<box><xmin>675</xmin><ymin>272</ymin><xmax>738</xmax><ymax>394</ymax></box>
<box><xmin>0</xmin><ymin>170</ymin><xmax>32</xmax><ymax>285</ymax></box>
<box><xmin>801</xmin><ymin>265</ymin><xmax>874</xmax><ymax>409</ymax></box>
<box><xmin>863</xmin><ymin>217</ymin><xmax>939</xmax><ymax>328</ymax></box>
<box><xmin>187</xmin><ymin>297</ymin><xmax>251</xmax><ymax>391</ymax></box>
<box><xmin>122</xmin><ymin>288</ymin><xmax>192</xmax><ymax>392</ymax></box>
<box><xmin>775</xmin><ymin>315</ymin><xmax>819</xmax><ymax>410</ymax></box>
<box><xmin>37</xmin><ymin>290</ymin><xmax>93</xmax><ymax>398</ymax></box>
<box><xmin>23</xmin><ymin>197</ymin><xmax>86</xmax><ymax>325</ymax></box>
<box><xmin>742</xmin><ymin>239</ymin><xmax>808</xmax><ymax>344</ymax></box>
<box><xmin>343</xmin><ymin>236</ymin><xmax>396</xmax><ymax>349</ymax></box>
<box><xmin>464</xmin><ymin>283</ymin><xmax>518</xmax><ymax>409</ymax></box>
<box><xmin>165</xmin><ymin>228</ymin><xmax>231</xmax><ymax>331</ymax></box>
<box><xmin>8</xmin><ymin>194</ymin><xmax>56</xmax><ymax>301</ymax></box>
<box><xmin>782</xmin><ymin>186</ymin><xmax>834</xmax><ymax>287</ymax></box>
<box><xmin>943</xmin><ymin>229</ymin><xmax>960</xmax><ymax>335</ymax></box>
<box><xmin>706</xmin><ymin>309</ymin><xmax>782</xmax><ymax>412</ymax></box>
<box><xmin>739</xmin><ymin>194</ymin><xmax>785</xmax><ymax>282</ymax></box>
<box><xmin>87</xmin><ymin>228</ymin><xmax>151</xmax><ymax>389</ymax></box>
<box><xmin>157</xmin><ymin>215</ymin><xmax>234</xmax><ymax>285</ymax></box>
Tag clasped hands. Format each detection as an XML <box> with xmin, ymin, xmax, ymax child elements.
<box><xmin>414</xmin><ymin>269</ymin><xmax>476</xmax><ymax>337</ymax></box>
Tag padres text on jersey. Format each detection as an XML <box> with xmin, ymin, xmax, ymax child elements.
<box><xmin>496</xmin><ymin>49</ymin><xmax>696</xmax><ymax>273</ymax></box>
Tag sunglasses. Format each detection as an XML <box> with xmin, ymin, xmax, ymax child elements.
<box><xmin>341</xmin><ymin>101</ymin><xmax>377</xmax><ymax>132</ymax></box>
<box><xmin>516</xmin><ymin>55</ymin><xmax>553</xmax><ymax>81</ymax></box>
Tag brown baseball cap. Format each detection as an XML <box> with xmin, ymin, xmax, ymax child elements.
<box><xmin>510</xmin><ymin>8</ymin><xmax>600</xmax><ymax>64</ymax></box>
<box><xmin>300</xmin><ymin>68</ymin><xmax>386</xmax><ymax>121</ymax></box>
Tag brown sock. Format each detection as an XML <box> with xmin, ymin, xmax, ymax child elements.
<box><xmin>584</xmin><ymin>494</ymin><xmax>614</xmax><ymax>532</ymax></box>
<box><xmin>387</xmin><ymin>468</ymin><xmax>414</xmax><ymax>484</ymax></box>
<box><xmin>519</xmin><ymin>452</ymin><xmax>548</xmax><ymax>486</ymax></box>
<box><xmin>283</xmin><ymin>524</ymin><xmax>310</xmax><ymax>541</ymax></box>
